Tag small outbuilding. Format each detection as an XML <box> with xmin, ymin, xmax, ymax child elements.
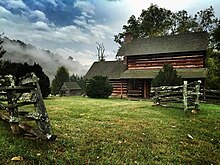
<box><xmin>59</xmin><ymin>82</ymin><xmax>81</xmax><ymax>96</ymax></box>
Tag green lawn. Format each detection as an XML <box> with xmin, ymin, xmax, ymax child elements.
<box><xmin>0</xmin><ymin>96</ymin><xmax>220</xmax><ymax>164</ymax></box>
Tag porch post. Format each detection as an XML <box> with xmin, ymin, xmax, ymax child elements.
<box><xmin>120</xmin><ymin>80</ymin><xmax>123</xmax><ymax>99</ymax></box>
<box><xmin>144</xmin><ymin>80</ymin><xmax>147</xmax><ymax>99</ymax></box>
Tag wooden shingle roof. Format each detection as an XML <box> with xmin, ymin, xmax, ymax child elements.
<box><xmin>117</xmin><ymin>32</ymin><xmax>208</xmax><ymax>57</ymax></box>
<box><xmin>120</xmin><ymin>68</ymin><xmax>208</xmax><ymax>79</ymax></box>
<box><xmin>84</xmin><ymin>61</ymin><xmax>127</xmax><ymax>80</ymax></box>
<box><xmin>60</xmin><ymin>82</ymin><xmax>81</xmax><ymax>90</ymax></box>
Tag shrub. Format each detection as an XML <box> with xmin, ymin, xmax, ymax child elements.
<box><xmin>86</xmin><ymin>76</ymin><xmax>113</xmax><ymax>98</ymax></box>
<box><xmin>151</xmin><ymin>64</ymin><xmax>182</xmax><ymax>87</ymax></box>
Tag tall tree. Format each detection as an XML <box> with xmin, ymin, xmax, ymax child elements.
<box><xmin>114</xmin><ymin>4</ymin><xmax>172</xmax><ymax>45</ymax></box>
<box><xmin>212</xmin><ymin>22</ymin><xmax>220</xmax><ymax>51</ymax></box>
<box><xmin>195</xmin><ymin>6</ymin><xmax>218</xmax><ymax>32</ymax></box>
<box><xmin>206</xmin><ymin>51</ymin><xmax>220</xmax><ymax>90</ymax></box>
<box><xmin>0</xmin><ymin>32</ymin><xmax>6</xmax><ymax>68</ymax></box>
<box><xmin>115</xmin><ymin>4</ymin><xmax>220</xmax><ymax>89</ymax></box>
<box><xmin>51</xmin><ymin>66</ymin><xmax>69</xmax><ymax>95</ymax></box>
<box><xmin>170</xmin><ymin>10</ymin><xmax>198</xmax><ymax>34</ymax></box>
<box><xmin>114</xmin><ymin>4</ymin><xmax>219</xmax><ymax>46</ymax></box>
<box><xmin>0</xmin><ymin>34</ymin><xmax>6</xmax><ymax>58</ymax></box>
<box><xmin>138</xmin><ymin>4</ymin><xmax>172</xmax><ymax>37</ymax></box>
<box><xmin>70</xmin><ymin>73</ymin><xmax>85</xmax><ymax>92</ymax></box>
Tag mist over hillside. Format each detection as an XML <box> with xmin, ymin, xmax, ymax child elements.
<box><xmin>2</xmin><ymin>37</ymin><xmax>89</xmax><ymax>81</ymax></box>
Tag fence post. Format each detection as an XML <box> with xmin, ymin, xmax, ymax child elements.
<box><xmin>155</xmin><ymin>88</ymin><xmax>160</xmax><ymax>105</ymax></box>
<box><xmin>195</xmin><ymin>80</ymin><xmax>201</xmax><ymax>110</ymax></box>
<box><xmin>183</xmin><ymin>81</ymin><xmax>188</xmax><ymax>111</ymax></box>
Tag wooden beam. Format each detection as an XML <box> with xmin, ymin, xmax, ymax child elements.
<box><xmin>144</xmin><ymin>80</ymin><xmax>147</xmax><ymax>99</ymax></box>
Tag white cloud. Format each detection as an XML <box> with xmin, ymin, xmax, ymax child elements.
<box><xmin>0</xmin><ymin>6</ymin><xmax>16</xmax><ymax>20</ymax></box>
<box><xmin>2</xmin><ymin>0</ymin><xmax>218</xmax><ymax>68</ymax></box>
<box><xmin>33</xmin><ymin>21</ymin><xmax>51</xmax><ymax>31</ymax></box>
<box><xmin>31</xmin><ymin>10</ymin><xmax>48</xmax><ymax>21</ymax></box>
<box><xmin>55</xmin><ymin>47</ymin><xmax>96</xmax><ymax>65</ymax></box>
<box><xmin>89</xmin><ymin>24</ymin><xmax>114</xmax><ymax>40</ymax></box>
<box><xmin>5</xmin><ymin>0</ymin><xmax>27</xmax><ymax>9</ymax></box>
<box><xmin>58</xmin><ymin>25</ymin><xmax>90</xmax><ymax>44</ymax></box>
<box><xmin>81</xmin><ymin>11</ymin><xmax>92</xmax><ymax>18</ymax></box>
<box><xmin>74</xmin><ymin>0</ymin><xmax>96</xmax><ymax>15</ymax></box>
<box><xmin>73</xmin><ymin>15</ymin><xmax>87</xmax><ymax>27</ymax></box>
<box><xmin>88</xmin><ymin>19</ymin><xmax>96</xmax><ymax>24</ymax></box>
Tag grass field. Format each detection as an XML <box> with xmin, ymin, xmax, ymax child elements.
<box><xmin>0</xmin><ymin>96</ymin><xmax>220</xmax><ymax>164</ymax></box>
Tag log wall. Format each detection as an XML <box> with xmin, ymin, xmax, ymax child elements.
<box><xmin>110</xmin><ymin>80</ymin><xmax>127</xmax><ymax>98</ymax></box>
<box><xmin>127</xmin><ymin>54</ymin><xmax>204</xmax><ymax>70</ymax></box>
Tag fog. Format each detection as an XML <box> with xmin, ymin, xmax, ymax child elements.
<box><xmin>2</xmin><ymin>37</ymin><xmax>90</xmax><ymax>81</ymax></box>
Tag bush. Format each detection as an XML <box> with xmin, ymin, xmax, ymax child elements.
<box><xmin>151</xmin><ymin>64</ymin><xmax>182</xmax><ymax>87</ymax></box>
<box><xmin>86</xmin><ymin>76</ymin><xmax>113</xmax><ymax>98</ymax></box>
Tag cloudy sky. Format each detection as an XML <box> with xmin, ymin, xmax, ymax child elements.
<box><xmin>0</xmin><ymin>0</ymin><xmax>220</xmax><ymax>66</ymax></box>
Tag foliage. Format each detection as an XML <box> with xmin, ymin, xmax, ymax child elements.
<box><xmin>70</xmin><ymin>73</ymin><xmax>86</xmax><ymax>92</ymax></box>
<box><xmin>85</xmin><ymin>75</ymin><xmax>112</xmax><ymax>98</ymax></box>
<box><xmin>206</xmin><ymin>21</ymin><xmax>220</xmax><ymax>89</ymax></box>
<box><xmin>212</xmin><ymin>22</ymin><xmax>220</xmax><ymax>50</ymax></box>
<box><xmin>206</xmin><ymin>50</ymin><xmax>220</xmax><ymax>89</ymax></box>
<box><xmin>114</xmin><ymin>4</ymin><xmax>172</xmax><ymax>44</ymax></box>
<box><xmin>151</xmin><ymin>64</ymin><xmax>182</xmax><ymax>87</ymax></box>
<box><xmin>115</xmin><ymin>4</ymin><xmax>220</xmax><ymax>89</ymax></box>
<box><xmin>51</xmin><ymin>66</ymin><xmax>69</xmax><ymax>95</ymax></box>
<box><xmin>0</xmin><ymin>32</ymin><xmax>6</xmax><ymax>70</ymax></box>
<box><xmin>0</xmin><ymin>33</ymin><xmax>50</xmax><ymax>97</ymax></box>
<box><xmin>32</xmin><ymin>64</ymin><xmax>51</xmax><ymax>97</ymax></box>
<box><xmin>114</xmin><ymin>4</ymin><xmax>218</xmax><ymax>45</ymax></box>
<box><xmin>0</xmin><ymin>33</ymin><xmax>6</xmax><ymax>59</ymax></box>
<box><xmin>0</xmin><ymin>62</ymin><xmax>50</xmax><ymax>97</ymax></box>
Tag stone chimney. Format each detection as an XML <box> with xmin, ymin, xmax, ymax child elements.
<box><xmin>124</xmin><ymin>32</ymin><xmax>133</xmax><ymax>43</ymax></box>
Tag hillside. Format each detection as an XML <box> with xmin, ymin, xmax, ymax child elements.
<box><xmin>2</xmin><ymin>37</ymin><xmax>89</xmax><ymax>81</ymax></box>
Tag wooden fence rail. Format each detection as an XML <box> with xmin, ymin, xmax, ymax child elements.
<box><xmin>201</xmin><ymin>89</ymin><xmax>220</xmax><ymax>103</ymax></box>
<box><xmin>151</xmin><ymin>80</ymin><xmax>201</xmax><ymax>111</ymax></box>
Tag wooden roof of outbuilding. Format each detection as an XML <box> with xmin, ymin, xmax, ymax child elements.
<box><xmin>84</xmin><ymin>61</ymin><xmax>127</xmax><ymax>80</ymax></box>
<box><xmin>117</xmin><ymin>32</ymin><xmax>208</xmax><ymax>57</ymax></box>
<box><xmin>60</xmin><ymin>82</ymin><xmax>81</xmax><ymax>90</ymax></box>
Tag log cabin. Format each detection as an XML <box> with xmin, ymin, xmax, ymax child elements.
<box><xmin>59</xmin><ymin>82</ymin><xmax>81</xmax><ymax>96</ymax></box>
<box><xmin>84</xmin><ymin>32</ymin><xmax>208</xmax><ymax>99</ymax></box>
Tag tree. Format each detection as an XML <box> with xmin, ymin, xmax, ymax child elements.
<box><xmin>85</xmin><ymin>75</ymin><xmax>113</xmax><ymax>98</ymax></box>
<box><xmin>70</xmin><ymin>73</ymin><xmax>86</xmax><ymax>93</ymax></box>
<box><xmin>0</xmin><ymin>32</ymin><xmax>6</xmax><ymax>70</ymax></box>
<box><xmin>0</xmin><ymin>61</ymin><xmax>51</xmax><ymax>97</ymax></box>
<box><xmin>51</xmin><ymin>66</ymin><xmax>69</xmax><ymax>95</ymax></box>
<box><xmin>96</xmin><ymin>42</ymin><xmax>106</xmax><ymax>61</ymax></box>
<box><xmin>206</xmin><ymin>50</ymin><xmax>220</xmax><ymax>90</ymax></box>
<box><xmin>206</xmin><ymin>21</ymin><xmax>220</xmax><ymax>90</ymax></box>
<box><xmin>114</xmin><ymin>4</ymin><xmax>173</xmax><ymax>45</ymax></box>
<box><xmin>212</xmin><ymin>21</ymin><xmax>220</xmax><ymax>51</ymax></box>
<box><xmin>114</xmin><ymin>4</ymin><xmax>219</xmax><ymax>46</ymax></box>
<box><xmin>0</xmin><ymin>32</ymin><xmax>6</xmax><ymax>58</ymax></box>
<box><xmin>151</xmin><ymin>64</ymin><xmax>182</xmax><ymax>87</ymax></box>
<box><xmin>31</xmin><ymin>63</ymin><xmax>50</xmax><ymax>97</ymax></box>
<box><xmin>0</xmin><ymin>34</ymin><xmax>50</xmax><ymax>97</ymax></box>
<box><xmin>115</xmin><ymin>4</ymin><xmax>220</xmax><ymax>89</ymax></box>
<box><xmin>170</xmin><ymin>10</ymin><xmax>198</xmax><ymax>34</ymax></box>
